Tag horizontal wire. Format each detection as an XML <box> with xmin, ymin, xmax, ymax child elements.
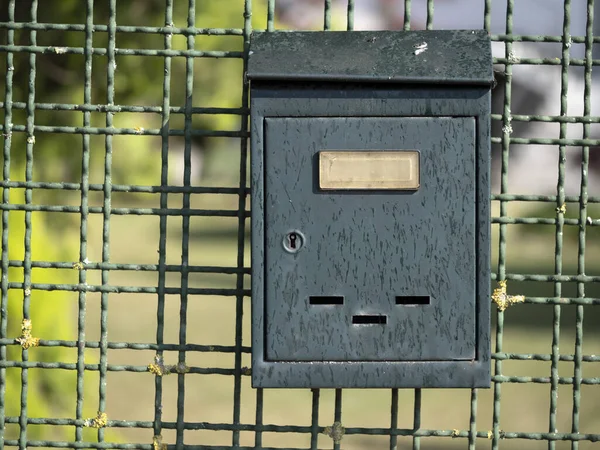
<box><xmin>1</xmin><ymin>355</ymin><xmax>598</xmax><ymax>370</ymax></box>
<box><xmin>13</xmin><ymin>262</ymin><xmax>600</xmax><ymax>283</ymax></box>
<box><xmin>5</xmin><ymin>102</ymin><xmax>600</xmax><ymax>124</ymax></box>
<box><xmin>492</xmin><ymin>375</ymin><xmax>600</xmax><ymax>384</ymax></box>
<box><xmin>493</xmin><ymin>57</ymin><xmax>600</xmax><ymax>66</ymax></box>
<box><xmin>1</xmin><ymin>124</ymin><xmax>247</xmax><ymax>137</ymax></box>
<box><xmin>1</xmin><ymin>418</ymin><xmax>599</xmax><ymax>442</ymax></box>
<box><xmin>1</xmin><ymin>22</ymin><xmax>599</xmax><ymax>45</ymax></box>
<box><xmin>0</xmin><ymin>101</ymin><xmax>249</xmax><ymax>116</ymax></box>
<box><xmin>492</xmin><ymin>217</ymin><xmax>599</xmax><ymax>226</ymax></box>
<box><xmin>7</xmin><ymin>124</ymin><xmax>600</xmax><ymax>145</ymax></box>
<box><xmin>2</xmin><ymin>44</ymin><xmax>600</xmax><ymax>65</ymax></box>
<box><xmin>491</xmin><ymin>33</ymin><xmax>600</xmax><ymax>44</ymax></box>
<box><xmin>0</xmin><ymin>361</ymin><xmax>241</xmax><ymax>375</ymax></box>
<box><xmin>492</xmin><ymin>273</ymin><xmax>600</xmax><ymax>282</ymax></box>
<box><xmin>1</xmin><ymin>204</ymin><xmax>596</xmax><ymax>225</ymax></box>
<box><xmin>0</xmin><ymin>339</ymin><xmax>597</xmax><ymax>362</ymax></box>
<box><xmin>2</xmin><ymin>428</ymin><xmax>599</xmax><ymax>447</ymax></box>
<box><xmin>490</xmin><ymin>113</ymin><xmax>600</xmax><ymax>123</ymax></box>
<box><xmin>0</xmin><ymin>22</ymin><xmax>243</xmax><ymax>35</ymax></box>
<box><xmin>493</xmin><ymin>352</ymin><xmax>600</xmax><ymax>362</ymax></box>
<box><xmin>4</xmin><ymin>102</ymin><xmax>600</xmax><ymax>125</ymax></box>
<box><xmin>0</xmin><ymin>44</ymin><xmax>242</xmax><ymax>58</ymax></box>
<box><xmin>0</xmin><ymin>181</ymin><xmax>248</xmax><ymax>195</ymax></box>
<box><xmin>5</xmin><ymin>282</ymin><xmax>596</xmax><ymax>303</ymax></box>
<box><xmin>1</xmin><ymin>186</ymin><xmax>598</xmax><ymax>205</ymax></box>
<box><xmin>517</xmin><ymin>297</ymin><xmax>600</xmax><ymax>305</ymax></box>
<box><xmin>6</xmin><ymin>282</ymin><xmax>250</xmax><ymax>296</ymax></box>
<box><xmin>6</xmin><ymin>259</ymin><xmax>597</xmax><ymax>282</ymax></box>
<box><xmin>7</xmin><ymin>260</ymin><xmax>250</xmax><ymax>274</ymax></box>
<box><xmin>0</xmin><ymin>204</ymin><xmax>250</xmax><ymax>216</ymax></box>
<box><xmin>491</xmin><ymin>194</ymin><xmax>600</xmax><ymax>203</ymax></box>
<box><xmin>0</xmin><ymin>339</ymin><xmax>249</xmax><ymax>353</ymax></box>
<box><xmin>490</xmin><ymin>137</ymin><xmax>600</xmax><ymax>145</ymax></box>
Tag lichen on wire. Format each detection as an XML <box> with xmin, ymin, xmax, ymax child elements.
<box><xmin>153</xmin><ymin>435</ymin><xmax>167</xmax><ymax>450</ymax></box>
<box><xmin>323</xmin><ymin>421</ymin><xmax>345</xmax><ymax>444</ymax></box>
<box><xmin>85</xmin><ymin>412</ymin><xmax>108</xmax><ymax>428</ymax></box>
<box><xmin>148</xmin><ymin>354</ymin><xmax>189</xmax><ymax>376</ymax></box>
<box><xmin>492</xmin><ymin>280</ymin><xmax>525</xmax><ymax>311</ymax></box>
<box><xmin>16</xmin><ymin>318</ymin><xmax>40</xmax><ymax>349</ymax></box>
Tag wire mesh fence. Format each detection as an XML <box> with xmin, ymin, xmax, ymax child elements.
<box><xmin>1</xmin><ymin>0</ymin><xmax>599</xmax><ymax>449</ymax></box>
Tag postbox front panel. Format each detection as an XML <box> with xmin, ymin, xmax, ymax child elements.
<box><xmin>264</xmin><ymin>116</ymin><xmax>476</xmax><ymax>362</ymax></box>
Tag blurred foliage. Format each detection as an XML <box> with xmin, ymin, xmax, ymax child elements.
<box><xmin>4</xmin><ymin>195</ymin><xmax>78</xmax><ymax>439</ymax></box>
<box><xmin>1</xmin><ymin>0</ymin><xmax>270</xmax><ymax>441</ymax></box>
<box><xmin>1</xmin><ymin>0</ymin><xmax>270</xmax><ymax>192</ymax></box>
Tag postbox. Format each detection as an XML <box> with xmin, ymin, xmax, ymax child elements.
<box><xmin>248</xmin><ymin>30</ymin><xmax>493</xmax><ymax>388</ymax></box>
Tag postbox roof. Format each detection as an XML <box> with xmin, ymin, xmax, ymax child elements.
<box><xmin>247</xmin><ymin>30</ymin><xmax>493</xmax><ymax>86</ymax></box>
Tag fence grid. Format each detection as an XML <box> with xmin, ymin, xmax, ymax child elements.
<box><xmin>1</xmin><ymin>0</ymin><xmax>599</xmax><ymax>449</ymax></box>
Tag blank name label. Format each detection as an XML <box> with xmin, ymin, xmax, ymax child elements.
<box><xmin>319</xmin><ymin>151</ymin><xmax>420</xmax><ymax>190</ymax></box>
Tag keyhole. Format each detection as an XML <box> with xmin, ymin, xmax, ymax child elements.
<box><xmin>289</xmin><ymin>233</ymin><xmax>298</xmax><ymax>249</ymax></box>
<box><xmin>283</xmin><ymin>230</ymin><xmax>304</xmax><ymax>253</ymax></box>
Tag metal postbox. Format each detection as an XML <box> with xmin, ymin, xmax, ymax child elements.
<box><xmin>248</xmin><ymin>30</ymin><xmax>493</xmax><ymax>388</ymax></box>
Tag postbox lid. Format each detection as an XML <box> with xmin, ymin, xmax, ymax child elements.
<box><xmin>247</xmin><ymin>30</ymin><xmax>493</xmax><ymax>86</ymax></box>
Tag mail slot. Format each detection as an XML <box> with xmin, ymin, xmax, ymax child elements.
<box><xmin>248</xmin><ymin>30</ymin><xmax>493</xmax><ymax>389</ymax></box>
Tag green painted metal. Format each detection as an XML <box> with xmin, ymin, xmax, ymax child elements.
<box><xmin>248</xmin><ymin>30</ymin><xmax>493</xmax><ymax>85</ymax></box>
<box><xmin>0</xmin><ymin>0</ymin><xmax>598</xmax><ymax>449</ymax></box>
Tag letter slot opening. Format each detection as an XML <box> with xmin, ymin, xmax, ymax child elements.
<box><xmin>352</xmin><ymin>315</ymin><xmax>387</xmax><ymax>325</ymax></box>
<box><xmin>396</xmin><ymin>295</ymin><xmax>431</xmax><ymax>305</ymax></box>
<box><xmin>309</xmin><ymin>296</ymin><xmax>344</xmax><ymax>305</ymax></box>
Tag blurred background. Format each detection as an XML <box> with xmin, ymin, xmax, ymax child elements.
<box><xmin>1</xmin><ymin>0</ymin><xmax>599</xmax><ymax>449</ymax></box>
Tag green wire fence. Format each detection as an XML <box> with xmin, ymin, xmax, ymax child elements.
<box><xmin>1</xmin><ymin>0</ymin><xmax>599</xmax><ymax>449</ymax></box>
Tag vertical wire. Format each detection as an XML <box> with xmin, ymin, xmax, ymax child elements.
<box><xmin>176</xmin><ymin>0</ymin><xmax>196</xmax><ymax>448</ymax></box>
<box><xmin>254</xmin><ymin>388</ymin><xmax>263</xmax><ymax>449</ymax></box>
<box><xmin>468</xmin><ymin>389</ymin><xmax>478</xmax><ymax>450</ymax></box>
<box><xmin>0</xmin><ymin>0</ymin><xmax>15</xmax><ymax>446</ymax></box>
<box><xmin>19</xmin><ymin>2</ymin><xmax>38</xmax><ymax>448</ymax></box>
<box><xmin>492</xmin><ymin>1</ymin><xmax>514</xmax><ymax>449</ymax></box>
<box><xmin>324</xmin><ymin>0</ymin><xmax>332</xmax><ymax>30</ymax></box>
<box><xmin>473</xmin><ymin>0</ymin><xmax>487</xmax><ymax>415</ymax></box>
<box><xmin>333</xmin><ymin>389</ymin><xmax>343</xmax><ymax>450</ymax></box>
<box><xmin>412</xmin><ymin>389</ymin><xmax>421</xmax><ymax>450</ymax></box>
<box><xmin>267</xmin><ymin>0</ymin><xmax>275</xmax><ymax>32</ymax></box>
<box><xmin>347</xmin><ymin>0</ymin><xmax>354</xmax><ymax>31</ymax></box>
<box><xmin>403</xmin><ymin>0</ymin><xmax>411</xmax><ymax>30</ymax></box>
<box><xmin>76</xmin><ymin>0</ymin><xmax>94</xmax><ymax>442</ymax></box>
<box><xmin>549</xmin><ymin>2</ymin><xmax>572</xmax><ymax>448</ymax></box>
<box><xmin>97</xmin><ymin>0</ymin><xmax>116</xmax><ymax>442</ymax></box>
<box><xmin>233</xmin><ymin>0</ymin><xmax>252</xmax><ymax>446</ymax></box>
<box><xmin>389</xmin><ymin>389</ymin><xmax>398</xmax><ymax>450</ymax></box>
<box><xmin>571</xmin><ymin>2</ymin><xmax>593</xmax><ymax>449</ymax></box>
<box><xmin>484</xmin><ymin>0</ymin><xmax>492</xmax><ymax>32</ymax></box>
<box><xmin>426</xmin><ymin>0</ymin><xmax>434</xmax><ymax>30</ymax></box>
<box><xmin>154</xmin><ymin>0</ymin><xmax>174</xmax><ymax>441</ymax></box>
<box><xmin>310</xmin><ymin>389</ymin><xmax>320</xmax><ymax>450</ymax></box>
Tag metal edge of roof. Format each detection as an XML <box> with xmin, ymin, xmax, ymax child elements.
<box><xmin>247</xmin><ymin>30</ymin><xmax>494</xmax><ymax>86</ymax></box>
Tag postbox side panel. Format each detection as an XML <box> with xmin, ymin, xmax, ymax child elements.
<box><xmin>264</xmin><ymin>117</ymin><xmax>476</xmax><ymax>362</ymax></box>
